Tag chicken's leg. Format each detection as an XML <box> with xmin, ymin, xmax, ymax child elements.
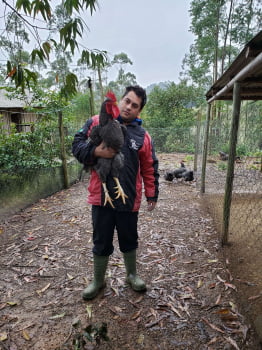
<box><xmin>102</xmin><ymin>183</ymin><xmax>115</xmax><ymax>208</ymax></box>
<box><xmin>113</xmin><ymin>177</ymin><xmax>128</xmax><ymax>204</ymax></box>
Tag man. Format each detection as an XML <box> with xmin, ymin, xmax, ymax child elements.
<box><xmin>72</xmin><ymin>85</ymin><xmax>159</xmax><ymax>300</ymax></box>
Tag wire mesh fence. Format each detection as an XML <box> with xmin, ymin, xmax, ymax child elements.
<box><xmin>195</xmin><ymin>101</ymin><xmax>262</xmax><ymax>323</ymax></box>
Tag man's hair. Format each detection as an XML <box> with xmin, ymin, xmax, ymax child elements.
<box><xmin>122</xmin><ymin>85</ymin><xmax>147</xmax><ymax>110</ymax></box>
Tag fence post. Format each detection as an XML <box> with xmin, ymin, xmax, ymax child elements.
<box><xmin>58</xmin><ymin>110</ymin><xmax>69</xmax><ymax>189</ymax></box>
<box><xmin>194</xmin><ymin>109</ymin><xmax>202</xmax><ymax>173</ymax></box>
<box><xmin>200</xmin><ymin>103</ymin><xmax>211</xmax><ymax>194</ymax></box>
<box><xmin>221</xmin><ymin>82</ymin><xmax>241</xmax><ymax>245</ymax></box>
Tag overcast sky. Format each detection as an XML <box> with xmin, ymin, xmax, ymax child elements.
<box><xmin>82</xmin><ymin>0</ymin><xmax>195</xmax><ymax>88</ymax></box>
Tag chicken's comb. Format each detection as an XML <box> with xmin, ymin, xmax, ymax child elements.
<box><xmin>105</xmin><ymin>90</ymin><xmax>117</xmax><ymax>102</ymax></box>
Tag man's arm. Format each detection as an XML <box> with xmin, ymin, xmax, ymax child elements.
<box><xmin>72</xmin><ymin>119</ymin><xmax>97</xmax><ymax>166</ymax></box>
<box><xmin>72</xmin><ymin>119</ymin><xmax>117</xmax><ymax>166</ymax></box>
<box><xmin>139</xmin><ymin>131</ymin><xmax>159</xmax><ymax>209</ymax></box>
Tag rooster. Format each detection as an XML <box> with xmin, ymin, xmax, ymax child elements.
<box><xmin>89</xmin><ymin>91</ymin><xmax>127</xmax><ymax>208</ymax></box>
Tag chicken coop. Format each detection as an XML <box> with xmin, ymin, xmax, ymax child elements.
<box><xmin>196</xmin><ymin>31</ymin><xmax>262</xmax><ymax>333</ymax></box>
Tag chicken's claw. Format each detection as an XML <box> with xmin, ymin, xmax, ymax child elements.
<box><xmin>113</xmin><ymin>177</ymin><xmax>128</xmax><ymax>204</ymax></box>
<box><xmin>102</xmin><ymin>183</ymin><xmax>115</xmax><ymax>208</ymax></box>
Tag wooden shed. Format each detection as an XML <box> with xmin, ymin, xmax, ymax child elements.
<box><xmin>0</xmin><ymin>89</ymin><xmax>39</xmax><ymax>133</ymax></box>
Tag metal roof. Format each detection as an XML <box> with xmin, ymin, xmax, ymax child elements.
<box><xmin>206</xmin><ymin>30</ymin><xmax>262</xmax><ymax>102</ymax></box>
<box><xmin>0</xmin><ymin>89</ymin><xmax>31</xmax><ymax>108</ymax></box>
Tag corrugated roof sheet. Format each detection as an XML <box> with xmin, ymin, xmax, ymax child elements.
<box><xmin>206</xmin><ymin>31</ymin><xmax>262</xmax><ymax>101</ymax></box>
<box><xmin>0</xmin><ymin>89</ymin><xmax>30</xmax><ymax>108</ymax></box>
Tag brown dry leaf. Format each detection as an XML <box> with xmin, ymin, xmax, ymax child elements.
<box><xmin>224</xmin><ymin>336</ymin><xmax>240</xmax><ymax>350</ymax></box>
<box><xmin>207</xmin><ymin>337</ymin><xmax>219</xmax><ymax>345</ymax></box>
<box><xmin>167</xmin><ymin>303</ymin><xmax>182</xmax><ymax>318</ymax></box>
<box><xmin>197</xmin><ymin>279</ymin><xmax>203</xmax><ymax>288</ymax></box>
<box><xmin>217</xmin><ymin>274</ymin><xmax>226</xmax><ymax>283</ymax></box>
<box><xmin>111</xmin><ymin>286</ymin><xmax>119</xmax><ymax>296</ymax></box>
<box><xmin>202</xmin><ymin>318</ymin><xmax>225</xmax><ymax>334</ymax></box>
<box><xmin>49</xmin><ymin>312</ymin><xmax>66</xmax><ymax>320</ymax></box>
<box><xmin>137</xmin><ymin>333</ymin><xmax>144</xmax><ymax>345</ymax></box>
<box><xmin>134</xmin><ymin>295</ymin><xmax>144</xmax><ymax>304</ymax></box>
<box><xmin>7</xmin><ymin>301</ymin><xmax>18</xmax><ymax>306</ymax></box>
<box><xmin>22</xmin><ymin>330</ymin><xmax>31</xmax><ymax>341</ymax></box>
<box><xmin>224</xmin><ymin>282</ymin><xmax>237</xmax><ymax>290</ymax></box>
<box><xmin>216</xmin><ymin>309</ymin><xmax>238</xmax><ymax>322</ymax></box>
<box><xmin>67</xmin><ymin>273</ymin><xmax>74</xmax><ymax>280</ymax></box>
<box><xmin>131</xmin><ymin>309</ymin><xmax>142</xmax><ymax>320</ymax></box>
<box><xmin>109</xmin><ymin>306</ymin><xmax>123</xmax><ymax>315</ymax></box>
<box><xmin>248</xmin><ymin>294</ymin><xmax>261</xmax><ymax>301</ymax></box>
<box><xmin>36</xmin><ymin>283</ymin><xmax>51</xmax><ymax>295</ymax></box>
<box><xmin>86</xmin><ymin>305</ymin><xmax>92</xmax><ymax>318</ymax></box>
<box><xmin>215</xmin><ymin>293</ymin><xmax>222</xmax><ymax>305</ymax></box>
<box><xmin>0</xmin><ymin>331</ymin><xmax>8</xmax><ymax>341</ymax></box>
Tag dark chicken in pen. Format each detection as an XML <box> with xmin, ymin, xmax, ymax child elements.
<box><xmin>89</xmin><ymin>91</ymin><xmax>127</xmax><ymax>208</ymax></box>
<box><xmin>164</xmin><ymin>161</ymin><xmax>194</xmax><ymax>182</ymax></box>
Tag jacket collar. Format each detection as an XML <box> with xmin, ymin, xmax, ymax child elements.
<box><xmin>117</xmin><ymin>115</ymin><xmax>142</xmax><ymax>125</ymax></box>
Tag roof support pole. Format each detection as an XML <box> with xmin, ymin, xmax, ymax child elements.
<box><xmin>200</xmin><ymin>103</ymin><xmax>211</xmax><ymax>194</ymax></box>
<box><xmin>222</xmin><ymin>82</ymin><xmax>241</xmax><ymax>245</ymax></box>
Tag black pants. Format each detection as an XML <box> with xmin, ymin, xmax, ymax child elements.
<box><xmin>92</xmin><ymin>205</ymin><xmax>138</xmax><ymax>256</ymax></box>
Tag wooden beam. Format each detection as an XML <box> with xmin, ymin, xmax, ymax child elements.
<box><xmin>207</xmin><ymin>52</ymin><xmax>262</xmax><ymax>103</ymax></box>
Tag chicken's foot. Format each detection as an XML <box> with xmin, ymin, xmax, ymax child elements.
<box><xmin>102</xmin><ymin>183</ymin><xmax>115</xmax><ymax>208</ymax></box>
<box><xmin>113</xmin><ymin>177</ymin><xmax>128</xmax><ymax>204</ymax></box>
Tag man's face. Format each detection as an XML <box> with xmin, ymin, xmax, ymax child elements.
<box><xmin>118</xmin><ymin>91</ymin><xmax>142</xmax><ymax>123</ymax></box>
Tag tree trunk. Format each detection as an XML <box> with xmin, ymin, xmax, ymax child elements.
<box><xmin>88</xmin><ymin>78</ymin><xmax>95</xmax><ymax>117</ymax></box>
<box><xmin>97</xmin><ymin>65</ymin><xmax>104</xmax><ymax>104</ymax></box>
<box><xmin>58</xmin><ymin>110</ymin><xmax>69</xmax><ymax>189</ymax></box>
<box><xmin>221</xmin><ymin>0</ymin><xmax>233</xmax><ymax>74</ymax></box>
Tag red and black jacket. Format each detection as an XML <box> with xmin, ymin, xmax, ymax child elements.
<box><xmin>72</xmin><ymin>115</ymin><xmax>159</xmax><ymax>212</ymax></box>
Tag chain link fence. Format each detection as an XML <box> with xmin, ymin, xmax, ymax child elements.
<box><xmin>195</xmin><ymin>100</ymin><xmax>262</xmax><ymax>326</ymax></box>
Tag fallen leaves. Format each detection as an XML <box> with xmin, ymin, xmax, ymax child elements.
<box><xmin>22</xmin><ymin>329</ymin><xmax>31</xmax><ymax>341</ymax></box>
<box><xmin>49</xmin><ymin>312</ymin><xmax>66</xmax><ymax>320</ymax></box>
<box><xmin>0</xmin><ymin>331</ymin><xmax>8</xmax><ymax>341</ymax></box>
<box><xmin>36</xmin><ymin>283</ymin><xmax>51</xmax><ymax>296</ymax></box>
<box><xmin>0</xmin><ymin>157</ymin><xmax>259</xmax><ymax>349</ymax></box>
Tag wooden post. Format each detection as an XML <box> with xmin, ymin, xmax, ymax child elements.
<box><xmin>194</xmin><ymin>109</ymin><xmax>201</xmax><ymax>173</ymax></box>
<box><xmin>200</xmin><ymin>103</ymin><xmax>211</xmax><ymax>194</ymax></box>
<box><xmin>221</xmin><ymin>82</ymin><xmax>241</xmax><ymax>245</ymax></box>
<box><xmin>58</xmin><ymin>110</ymin><xmax>69</xmax><ymax>189</ymax></box>
<box><xmin>88</xmin><ymin>78</ymin><xmax>95</xmax><ymax>117</ymax></box>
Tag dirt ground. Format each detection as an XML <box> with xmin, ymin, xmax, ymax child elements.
<box><xmin>0</xmin><ymin>153</ymin><xmax>261</xmax><ymax>350</ymax></box>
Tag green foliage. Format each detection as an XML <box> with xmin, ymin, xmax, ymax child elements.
<box><xmin>182</xmin><ymin>0</ymin><xmax>262</xmax><ymax>86</ymax></box>
<box><xmin>3</xmin><ymin>0</ymin><xmax>107</xmax><ymax>95</ymax></box>
<box><xmin>217</xmin><ymin>161</ymin><xmax>227</xmax><ymax>171</ymax></box>
<box><xmin>0</xmin><ymin>127</ymin><xmax>60</xmax><ymax>172</ymax></box>
<box><xmin>185</xmin><ymin>155</ymin><xmax>194</xmax><ymax>162</ymax></box>
<box><xmin>142</xmin><ymin>82</ymin><xmax>203</xmax><ymax>153</ymax></box>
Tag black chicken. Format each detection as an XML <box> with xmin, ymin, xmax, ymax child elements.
<box><xmin>164</xmin><ymin>161</ymin><xmax>194</xmax><ymax>182</ymax></box>
<box><xmin>219</xmin><ymin>151</ymin><xmax>228</xmax><ymax>161</ymax></box>
<box><xmin>173</xmin><ymin>161</ymin><xmax>186</xmax><ymax>178</ymax></box>
<box><xmin>89</xmin><ymin>91</ymin><xmax>127</xmax><ymax>208</ymax></box>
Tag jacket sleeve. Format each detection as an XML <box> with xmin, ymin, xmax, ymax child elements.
<box><xmin>139</xmin><ymin>131</ymin><xmax>159</xmax><ymax>202</ymax></box>
<box><xmin>72</xmin><ymin>119</ymin><xmax>97</xmax><ymax>167</ymax></box>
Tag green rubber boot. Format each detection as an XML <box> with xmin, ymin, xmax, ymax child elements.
<box><xmin>82</xmin><ymin>255</ymin><xmax>109</xmax><ymax>300</ymax></box>
<box><xmin>123</xmin><ymin>250</ymin><xmax>147</xmax><ymax>292</ymax></box>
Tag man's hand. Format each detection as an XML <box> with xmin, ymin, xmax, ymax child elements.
<box><xmin>147</xmin><ymin>201</ymin><xmax>157</xmax><ymax>211</ymax></box>
<box><xmin>94</xmin><ymin>142</ymin><xmax>116</xmax><ymax>158</ymax></box>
